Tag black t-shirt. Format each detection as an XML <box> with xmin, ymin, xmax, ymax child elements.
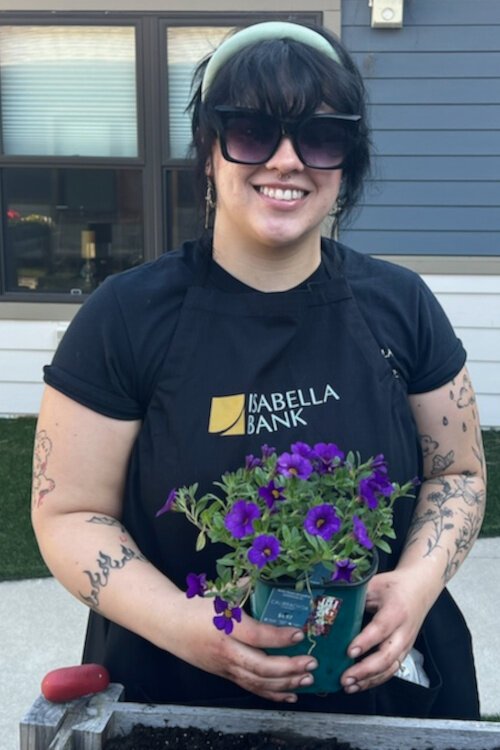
<box><xmin>44</xmin><ymin>237</ymin><xmax>466</xmax><ymax>418</ymax></box>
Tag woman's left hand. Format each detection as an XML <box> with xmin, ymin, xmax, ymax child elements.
<box><xmin>340</xmin><ymin>568</ymin><xmax>431</xmax><ymax>693</ymax></box>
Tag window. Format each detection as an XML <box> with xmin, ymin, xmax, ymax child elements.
<box><xmin>4</xmin><ymin>167</ymin><xmax>143</xmax><ymax>295</ymax></box>
<box><xmin>0</xmin><ymin>26</ymin><xmax>138</xmax><ymax>158</ymax></box>
<box><xmin>0</xmin><ymin>20</ymin><xmax>143</xmax><ymax>299</ymax></box>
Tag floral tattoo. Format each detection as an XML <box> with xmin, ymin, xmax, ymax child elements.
<box><xmin>32</xmin><ymin>430</ymin><xmax>55</xmax><ymax>508</ymax></box>
<box><xmin>406</xmin><ymin>475</ymin><xmax>485</xmax><ymax>582</ymax></box>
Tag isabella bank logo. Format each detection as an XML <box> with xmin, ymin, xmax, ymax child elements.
<box><xmin>208</xmin><ymin>394</ymin><xmax>246</xmax><ymax>436</ymax></box>
<box><xmin>208</xmin><ymin>384</ymin><xmax>340</xmax><ymax>437</ymax></box>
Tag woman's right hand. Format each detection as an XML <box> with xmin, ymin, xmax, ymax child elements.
<box><xmin>166</xmin><ymin>594</ymin><xmax>318</xmax><ymax>702</ymax></box>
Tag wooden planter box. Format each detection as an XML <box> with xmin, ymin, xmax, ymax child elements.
<box><xmin>20</xmin><ymin>684</ymin><xmax>500</xmax><ymax>750</ymax></box>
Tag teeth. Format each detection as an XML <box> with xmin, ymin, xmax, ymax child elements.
<box><xmin>259</xmin><ymin>186</ymin><xmax>305</xmax><ymax>201</ymax></box>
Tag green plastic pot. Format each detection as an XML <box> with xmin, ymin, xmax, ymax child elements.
<box><xmin>250</xmin><ymin>552</ymin><xmax>378</xmax><ymax>694</ymax></box>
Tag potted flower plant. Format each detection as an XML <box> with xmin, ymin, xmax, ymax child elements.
<box><xmin>156</xmin><ymin>441</ymin><xmax>415</xmax><ymax>692</ymax></box>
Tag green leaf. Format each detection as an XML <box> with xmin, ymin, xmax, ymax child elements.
<box><xmin>195</xmin><ymin>531</ymin><xmax>206</xmax><ymax>551</ymax></box>
<box><xmin>375</xmin><ymin>538</ymin><xmax>392</xmax><ymax>554</ymax></box>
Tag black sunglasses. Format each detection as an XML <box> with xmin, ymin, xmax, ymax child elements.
<box><xmin>213</xmin><ymin>106</ymin><xmax>361</xmax><ymax>170</ymax></box>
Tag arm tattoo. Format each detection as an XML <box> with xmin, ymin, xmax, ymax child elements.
<box><xmin>79</xmin><ymin>545</ymin><xmax>146</xmax><ymax>610</ymax></box>
<box><xmin>87</xmin><ymin>514</ymin><xmax>127</xmax><ymax>534</ymax></box>
<box><xmin>420</xmin><ymin>434</ymin><xmax>438</xmax><ymax>457</ymax></box>
<box><xmin>407</xmin><ymin>477</ymin><xmax>456</xmax><ymax>556</ymax></box>
<box><xmin>431</xmin><ymin>449</ymin><xmax>455</xmax><ymax>475</ymax></box>
<box><xmin>444</xmin><ymin>509</ymin><xmax>484</xmax><ymax>584</ymax></box>
<box><xmin>449</xmin><ymin>371</ymin><xmax>476</xmax><ymax>410</ymax></box>
<box><xmin>419</xmin><ymin>432</ymin><xmax>455</xmax><ymax>475</ymax></box>
<box><xmin>80</xmin><ymin>515</ymin><xmax>146</xmax><ymax>609</ymax></box>
<box><xmin>407</xmin><ymin>476</ymin><xmax>485</xmax><ymax>580</ymax></box>
<box><xmin>32</xmin><ymin>430</ymin><xmax>55</xmax><ymax>508</ymax></box>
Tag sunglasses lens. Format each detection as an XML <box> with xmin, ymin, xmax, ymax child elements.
<box><xmin>220</xmin><ymin>113</ymin><xmax>280</xmax><ymax>164</ymax></box>
<box><xmin>298</xmin><ymin>117</ymin><xmax>353</xmax><ymax>169</ymax></box>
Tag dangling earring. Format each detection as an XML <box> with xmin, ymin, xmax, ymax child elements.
<box><xmin>330</xmin><ymin>199</ymin><xmax>341</xmax><ymax>219</ymax></box>
<box><xmin>204</xmin><ymin>178</ymin><xmax>216</xmax><ymax>229</ymax></box>
<box><xmin>329</xmin><ymin>198</ymin><xmax>344</xmax><ymax>239</ymax></box>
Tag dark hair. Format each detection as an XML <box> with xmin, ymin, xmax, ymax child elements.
<box><xmin>188</xmin><ymin>23</ymin><xmax>371</xmax><ymax>230</ymax></box>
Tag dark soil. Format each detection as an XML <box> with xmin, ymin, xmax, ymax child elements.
<box><xmin>102</xmin><ymin>723</ymin><xmax>500</xmax><ymax>750</ymax></box>
<box><xmin>103</xmin><ymin>724</ymin><xmax>362</xmax><ymax>749</ymax></box>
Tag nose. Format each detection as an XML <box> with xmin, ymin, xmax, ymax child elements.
<box><xmin>265</xmin><ymin>135</ymin><xmax>304</xmax><ymax>174</ymax></box>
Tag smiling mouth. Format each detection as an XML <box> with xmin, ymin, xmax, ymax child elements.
<box><xmin>258</xmin><ymin>186</ymin><xmax>307</xmax><ymax>202</ymax></box>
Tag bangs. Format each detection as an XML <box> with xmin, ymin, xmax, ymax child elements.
<box><xmin>205</xmin><ymin>39</ymin><xmax>356</xmax><ymax>119</ymax></box>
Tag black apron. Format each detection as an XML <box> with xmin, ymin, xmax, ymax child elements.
<box><xmin>83</xmin><ymin>239</ymin><xmax>479</xmax><ymax>719</ymax></box>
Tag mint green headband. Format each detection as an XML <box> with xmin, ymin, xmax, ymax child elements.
<box><xmin>201</xmin><ymin>21</ymin><xmax>341</xmax><ymax>101</ymax></box>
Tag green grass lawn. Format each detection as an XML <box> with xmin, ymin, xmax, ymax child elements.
<box><xmin>0</xmin><ymin>418</ymin><xmax>499</xmax><ymax>581</ymax></box>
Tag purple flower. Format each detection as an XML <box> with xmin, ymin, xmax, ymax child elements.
<box><xmin>313</xmin><ymin>442</ymin><xmax>345</xmax><ymax>474</ymax></box>
<box><xmin>213</xmin><ymin>597</ymin><xmax>242</xmax><ymax>634</ymax></box>
<box><xmin>304</xmin><ymin>504</ymin><xmax>341</xmax><ymax>541</ymax></box>
<box><xmin>353</xmin><ymin>515</ymin><xmax>373</xmax><ymax>549</ymax></box>
<box><xmin>258</xmin><ymin>480</ymin><xmax>285</xmax><ymax>511</ymax></box>
<box><xmin>247</xmin><ymin>534</ymin><xmax>281</xmax><ymax>569</ymax></box>
<box><xmin>245</xmin><ymin>454</ymin><xmax>262</xmax><ymax>470</ymax></box>
<box><xmin>359</xmin><ymin>470</ymin><xmax>393</xmax><ymax>510</ymax></box>
<box><xmin>371</xmin><ymin>454</ymin><xmax>388</xmax><ymax>471</ymax></box>
<box><xmin>277</xmin><ymin>452</ymin><xmax>313</xmax><ymax>480</ymax></box>
<box><xmin>291</xmin><ymin>441</ymin><xmax>314</xmax><ymax>459</ymax></box>
<box><xmin>331</xmin><ymin>559</ymin><xmax>357</xmax><ymax>583</ymax></box>
<box><xmin>261</xmin><ymin>444</ymin><xmax>276</xmax><ymax>459</ymax></box>
<box><xmin>224</xmin><ymin>499</ymin><xmax>261</xmax><ymax>539</ymax></box>
<box><xmin>186</xmin><ymin>572</ymin><xmax>207</xmax><ymax>598</ymax></box>
<box><xmin>155</xmin><ymin>488</ymin><xmax>177</xmax><ymax>518</ymax></box>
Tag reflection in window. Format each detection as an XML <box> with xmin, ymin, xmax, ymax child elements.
<box><xmin>0</xmin><ymin>26</ymin><xmax>138</xmax><ymax>157</ymax></box>
<box><xmin>167</xmin><ymin>26</ymin><xmax>232</xmax><ymax>159</ymax></box>
<box><xmin>4</xmin><ymin>168</ymin><xmax>143</xmax><ymax>294</ymax></box>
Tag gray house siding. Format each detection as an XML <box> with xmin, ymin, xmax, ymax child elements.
<box><xmin>340</xmin><ymin>0</ymin><xmax>500</xmax><ymax>256</ymax></box>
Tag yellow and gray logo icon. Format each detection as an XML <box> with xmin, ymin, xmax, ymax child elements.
<box><xmin>208</xmin><ymin>394</ymin><xmax>246</xmax><ymax>436</ymax></box>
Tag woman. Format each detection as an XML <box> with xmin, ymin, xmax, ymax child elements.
<box><xmin>32</xmin><ymin>21</ymin><xmax>486</xmax><ymax>719</ymax></box>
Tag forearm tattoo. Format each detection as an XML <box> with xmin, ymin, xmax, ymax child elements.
<box><xmin>407</xmin><ymin>476</ymin><xmax>484</xmax><ymax>558</ymax></box>
<box><xmin>32</xmin><ymin>430</ymin><xmax>55</xmax><ymax>508</ymax></box>
<box><xmin>410</xmin><ymin>371</ymin><xmax>486</xmax><ymax>583</ymax></box>
<box><xmin>79</xmin><ymin>515</ymin><xmax>146</xmax><ymax>610</ymax></box>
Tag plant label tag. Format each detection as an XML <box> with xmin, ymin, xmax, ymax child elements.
<box><xmin>259</xmin><ymin>588</ymin><xmax>314</xmax><ymax>628</ymax></box>
<box><xmin>306</xmin><ymin>594</ymin><xmax>342</xmax><ymax>637</ymax></box>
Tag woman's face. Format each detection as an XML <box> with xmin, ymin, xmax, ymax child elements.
<box><xmin>208</xmin><ymin>110</ymin><xmax>343</xmax><ymax>255</ymax></box>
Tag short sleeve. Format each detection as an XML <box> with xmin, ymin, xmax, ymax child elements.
<box><xmin>43</xmin><ymin>243</ymin><xmax>201</xmax><ymax>419</ymax></box>
<box><xmin>407</xmin><ymin>277</ymin><xmax>466</xmax><ymax>394</ymax></box>
<box><xmin>44</xmin><ymin>277</ymin><xmax>142</xmax><ymax>419</ymax></box>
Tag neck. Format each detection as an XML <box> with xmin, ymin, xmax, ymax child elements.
<box><xmin>211</xmin><ymin>228</ymin><xmax>322</xmax><ymax>292</ymax></box>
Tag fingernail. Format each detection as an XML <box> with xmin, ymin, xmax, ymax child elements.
<box><xmin>291</xmin><ymin>631</ymin><xmax>305</xmax><ymax>643</ymax></box>
<box><xmin>306</xmin><ymin>660</ymin><xmax>318</xmax><ymax>671</ymax></box>
<box><xmin>300</xmin><ymin>675</ymin><xmax>314</xmax><ymax>686</ymax></box>
<box><xmin>349</xmin><ymin>646</ymin><xmax>361</xmax><ymax>658</ymax></box>
<box><xmin>344</xmin><ymin>677</ymin><xmax>356</xmax><ymax>686</ymax></box>
<box><xmin>346</xmin><ymin>684</ymin><xmax>360</xmax><ymax>694</ymax></box>
<box><xmin>285</xmin><ymin>695</ymin><xmax>298</xmax><ymax>703</ymax></box>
